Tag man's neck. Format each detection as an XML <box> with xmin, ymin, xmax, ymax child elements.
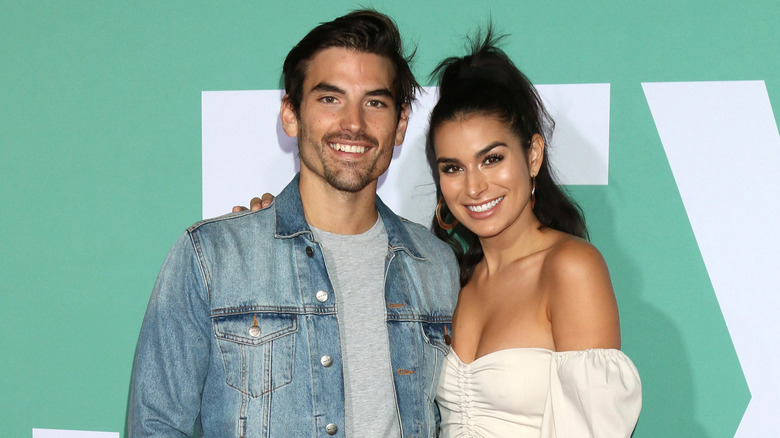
<box><xmin>299</xmin><ymin>173</ymin><xmax>379</xmax><ymax>235</ymax></box>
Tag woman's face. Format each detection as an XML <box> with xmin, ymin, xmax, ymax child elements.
<box><xmin>434</xmin><ymin>114</ymin><xmax>542</xmax><ymax>239</ymax></box>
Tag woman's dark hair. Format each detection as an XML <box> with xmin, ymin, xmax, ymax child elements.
<box><xmin>426</xmin><ymin>29</ymin><xmax>588</xmax><ymax>286</ymax></box>
<box><xmin>282</xmin><ymin>9</ymin><xmax>421</xmax><ymax>119</ymax></box>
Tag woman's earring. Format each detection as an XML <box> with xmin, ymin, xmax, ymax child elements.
<box><xmin>436</xmin><ymin>198</ymin><xmax>459</xmax><ymax>230</ymax></box>
<box><xmin>530</xmin><ymin>173</ymin><xmax>536</xmax><ymax>210</ymax></box>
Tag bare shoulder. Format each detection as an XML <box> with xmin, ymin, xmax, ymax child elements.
<box><xmin>542</xmin><ymin>236</ymin><xmax>621</xmax><ymax>351</ymax></box>
<box><xmin>543</xmin><ymin>236</ymin><xmax>611</xmax><ymax>285</ymax></box>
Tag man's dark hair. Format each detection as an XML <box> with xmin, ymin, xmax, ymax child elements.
<box><xmin>282</xmin><ymin>10</ymin><xmax>421</xmax><ymax>118</ymax></box>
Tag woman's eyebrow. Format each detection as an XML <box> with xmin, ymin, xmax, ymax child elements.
<box><xmin>436</xmin><ymin>156</ymin><xmax>461</xmax><ymax>165</ymax></box>
<box><xmin>436</xmin><ymin>142</ymin><xmax>507</xmax><ymax>164</ymax></box>
<box><xmin>475</xmin><ymin>142</ymin><xmax>506</xmax><ymax>158</ymax></box>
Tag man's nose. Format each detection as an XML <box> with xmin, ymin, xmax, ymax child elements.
<box><xmin>340</xmin><ymin>102</ymin><xmax>365</xmax><ymax>132</ymax></box>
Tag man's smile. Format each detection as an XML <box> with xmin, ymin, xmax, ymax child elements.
<box><xmin>329</xmin><ymin>142</ymin><xmax>368</xmax><ymax>154</ymax></box>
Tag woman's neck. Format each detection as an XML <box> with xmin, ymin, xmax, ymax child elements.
<box><xmin>478</xmin><ymin>213</ymin><xmax>547</xmax><ymax>276</ymax></box>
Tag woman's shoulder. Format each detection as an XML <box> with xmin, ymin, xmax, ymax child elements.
<box><xmin>540</xmin><ymin>234</ymin><xmax>613</xmax><ymax>303</ymax></box>
<box><xmin>540</xmin><ymin>233</ymin><xmax>609</xmax><ymax>280</ymax></box>
<box><xmin>539</xmin><ymin>233</ymin><xmax>620</xmax><ymax>350</ymax></box>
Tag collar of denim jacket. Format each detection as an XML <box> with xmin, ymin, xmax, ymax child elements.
<box><xmin>273</xmin><ymin>173</ymin><xmax>424</xmax><ymax>260</ymax></box>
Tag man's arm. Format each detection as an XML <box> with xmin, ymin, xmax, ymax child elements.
<box><xmin>128</xmin><ymin>233</ymin><xmax>212</xmax><ymax>437</ymax></box>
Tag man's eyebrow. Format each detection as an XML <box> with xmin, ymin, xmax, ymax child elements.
<box><xmin>311</xmin><ymin>82</ymin><xmax>345</xmax><ymax>95</ymax></box>
<box><xmin>365</xmin><ymin>88</ymin><xmax>394</xmax><ymax>99</ymax></box>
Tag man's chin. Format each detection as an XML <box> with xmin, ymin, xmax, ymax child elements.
<box><xmin>325</xmin><ymin>172</ymin><xmax>373</xmax><ymax>193</ymax></box>
<box><xmin>328</xmin><ymin>180</ymin><xmax>370</xmax><ymax>193</ymax></box>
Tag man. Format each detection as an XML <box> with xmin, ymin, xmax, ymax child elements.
<box><xmin>128</xmin><ymin>10</ymin><xmax>459</xmax><ymax>437</ymax></box>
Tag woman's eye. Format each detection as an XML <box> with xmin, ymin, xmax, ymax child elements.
<box><xmin>440</xmin><ymin>165</ymin><xmax>460</xmax><ymax>174</ymax></box>
<box><xmin>484</xmin><ymin>154</ymin><xmax>504</xmax><ymax>165</ymax></box>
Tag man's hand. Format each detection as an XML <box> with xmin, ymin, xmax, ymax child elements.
<box><xmin>231</xmin><ymin>193</ymin><xmax>275</xmax><ymax>212</ymax></box>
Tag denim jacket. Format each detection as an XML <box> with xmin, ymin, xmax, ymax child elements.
<box><xmin>128</xmin><ymin>175</ymin><xmax>460</xmax><ymax>437</ymax></box>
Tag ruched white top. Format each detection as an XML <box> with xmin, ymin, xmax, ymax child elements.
<box><xmin>435</xmin><ymin>348</ymin><xmax>642</xmax><ymax>438</ymax></box>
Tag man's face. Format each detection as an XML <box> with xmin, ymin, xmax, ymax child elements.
<box><xmin>281</xmin><ymin>47</ymin><xmax>409</xmax><ymax>194</ymax></box>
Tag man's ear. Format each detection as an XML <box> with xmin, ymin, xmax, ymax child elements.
<box><xmin>280</xmin><ymin>95</ymin><xmax>299</xmax><ymax>138</ymax></box>
<box><xmin>394</xmin><ymin>103</ymin><xmax>411</xmax><ymax>146</ymax></box>
<box><xmin>529</xmin><ymin>133</ymin><xmax>545</xmax><ymax>174</ymax></box>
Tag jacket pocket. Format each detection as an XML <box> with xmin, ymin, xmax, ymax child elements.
<box><xmin>213</xmin><ymin>312</ymin><xmax>297</xmax><ymax>397</ymax></box>
<box><xmin>420</xmin><ymin>321</ymin><xmax>451</xmax><ymax>405</ymax></box>
<box><xmin>421</xmin><ymin>321</ymin><xmax>451</xmax><ymax>354</ymax></box>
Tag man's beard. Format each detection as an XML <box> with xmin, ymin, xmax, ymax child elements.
<box><xmin>299</xmin><ymin>124</ymin><xmax>385</xmax><ymax>193</ymax></box>
<box><xmin>322</xmin><ymin>160</ymin><xmax>372</xmax><ymax>193</ymax></box>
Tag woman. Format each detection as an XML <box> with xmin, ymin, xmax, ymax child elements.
<box><xmin>427</xmin><ymin>32</ymin><xmax>641</xmax><ymax>437</ymax></box>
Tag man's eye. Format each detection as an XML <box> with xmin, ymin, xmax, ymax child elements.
<box><xmin>320</xmin><ymin>96</ymin><xmax>337</xmax><ymax>104</ymax></box>
<box><xmin>366</xmin><ymin>100</ymin><xmax>387</xmax><ymax>108</ymax></box>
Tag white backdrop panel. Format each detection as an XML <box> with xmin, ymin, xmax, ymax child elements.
<box><xmin>202</xmin><ymin>84</ymin><xmax>610</xmax><ymax>224</ymax></box>
<box><xmin>33</xmin><ymin>429</ymin><xmax>119</xmax><ymax>438</ymax></box>
<box><xmin>644</xmin><ymin>80</ymin><xmax>780</xmax><ymax>437</ymax></box>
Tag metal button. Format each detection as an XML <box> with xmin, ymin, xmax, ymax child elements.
<box><xmin>305</xmin><ymin>246</ymin><xmax>315</xmax><ymax>257</ymax></box>
<box><xmin>316</xmin><ymin>290</ymin><xmax>329</xmax><ymax>302</ymax></box>
<box><xmin>325</xmin><ymin>423</ymin><xmax>338</xmax><ymax>435</ymax></box>
<box><xmin>249</xmin><ymin>315</ymin><xmax>261</xmax><ymax>337</ymax></box>
<box><xmin>320</xmin><ymin>355</ymin><xmax>333</xmax><ymax>367</ymax></box>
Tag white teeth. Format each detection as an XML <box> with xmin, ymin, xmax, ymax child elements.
<box><xmin>329</xmin><ymin>143</ymin><xmax>366</xmax><ymax>154</ymax></box>
<box><xmin>467</xmin><ymin>196</ymin><xmax>504</xmax><ymax>213</ymax></box>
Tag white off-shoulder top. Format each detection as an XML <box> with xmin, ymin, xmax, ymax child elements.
<box><xmin>435</xmin><ymin>348</ymin><xmax>642</xmax><ymax>438</ymax></box>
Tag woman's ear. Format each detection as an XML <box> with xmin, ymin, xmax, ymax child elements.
<box><xmin>528</xmin><ymin>133</ymin><xmax>545</xmax><ymax>175</ymax></box>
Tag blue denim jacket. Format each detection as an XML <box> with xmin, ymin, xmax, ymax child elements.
<box><xmin>128</xmin><ymin>175</ymin><xmax>460</xmax><ymax>437</ymax></box>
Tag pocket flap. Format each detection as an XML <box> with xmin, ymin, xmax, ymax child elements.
<box><xmin>213</xmin><ymin>312</ymin><xmax>297</xmax><ymax>345</ymax></box>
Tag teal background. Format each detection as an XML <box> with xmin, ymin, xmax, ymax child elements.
<box><xmin>2</xmin><ymin>1</ymin><xmax>777</xmax><ymax>436</ymax></box>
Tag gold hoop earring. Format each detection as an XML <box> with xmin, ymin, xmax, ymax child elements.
<box><xmin>530</xmin><ymin>173</ymin><xmax>537</xmax><ymax>210</ymax></box>
<box><xmin>436</xmin><ymin>198</ymin><xmax>459</xmax><ymax>230</ymax></box>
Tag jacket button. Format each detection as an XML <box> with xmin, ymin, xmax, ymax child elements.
<box><xmin>316</xmin><ymin>290</ymin><xmax>329</xmax><ymax>302</ymax></box>
<box><xmin>320</xmin><ymin>355</ymin><xmax>333</xmax><ymax>367</ymax></box>
<box><xmin>305</xmin><ymin>246</ymin><xmax>315</xmax><ymax>257</ymax></box>
<box><xmin>249</xmin><ymin>315</ymin><xmax>261</xmax><ymax>337</ymax></box>
<box><xmin>325</xmin><ymin>423</ymin><xmax>338</xmax><ymax>435</ymax></box>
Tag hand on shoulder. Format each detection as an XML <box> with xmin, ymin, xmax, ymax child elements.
<box><xmin>231</xmin><ymin>193</ymin><xmax>275</xmax><ymax>213</ymax></box>
<box><xmin>544</xmin><ymin>238</ymin><xmax>621</xmax><ymax>351</ymax></box>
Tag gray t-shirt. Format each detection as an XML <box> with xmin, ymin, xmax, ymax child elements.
<box><xmin>310</xmin><ymin>216</ymin><xmax>401</xmax><ymax>438</ymax></box>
